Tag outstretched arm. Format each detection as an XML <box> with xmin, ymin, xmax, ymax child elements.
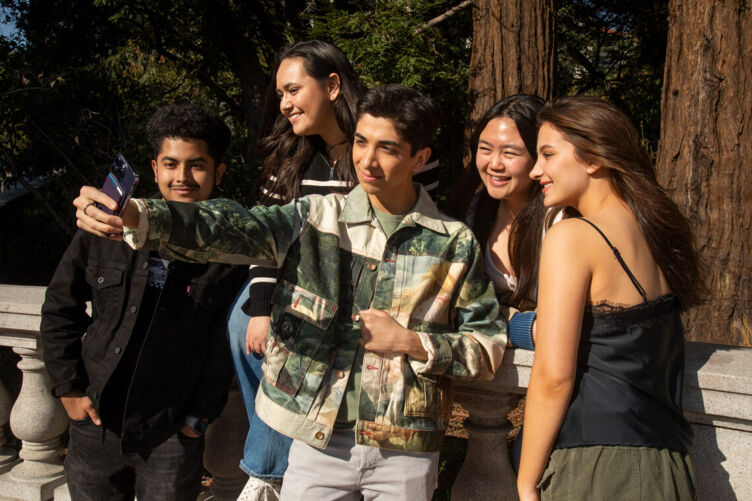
<box><xmin>517</xmin><ymin>221</ymin><xmax>590</xmax><ymax>501</ymax></box>
<box><xmin>72</xmin><ymin>186</ymin><xmax>308</xmax><ymax>267</ymax></box>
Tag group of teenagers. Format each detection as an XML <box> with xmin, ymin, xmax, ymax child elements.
<box><xmin>40</xmin><ymin>39</ymin><xmax>703</xmax><ymax>501</ymax></box>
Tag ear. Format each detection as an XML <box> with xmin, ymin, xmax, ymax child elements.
<box><xmin>411</xmin><ymin>147</ymin><xmax>431</xmax><ymax>175</ymax></box>
<box><xmin>327</xmin><ymin>72</ymin><xmax>341</xmax><ymax>102</ymax></box>
<box><xmin>151</xmin><ymin>159</ymin><xmax>158</xmax><ymax>182</ymax></box>
<box><xmin>214</xmin><ymin>162</ymin><xmax>227</xmax><ymax>186</ymax></box>
<box><xmin>585</xmin><ymin>163</ymin><xmax>603</xmax><ymax>175</ymax></box>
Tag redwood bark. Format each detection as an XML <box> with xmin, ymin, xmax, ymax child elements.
<box><xmin>657</xmin><ymin>0</ymin><xmax>751</xmax><ymax>346</ymax></box>
<box><xmin>464</xmin><ymin>0</ymin><xmax>554</xmax><ymax>159</ymax></box>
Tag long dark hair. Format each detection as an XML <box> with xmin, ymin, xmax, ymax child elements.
<box><xmin>452</xmin><ymin>94</ymin><xmax>550</xmax><ymax>308</ymax></box>
<box><xmin>538</xmin><ymin>96</ymin><xmax>704</xmax><ymax>308</ymax></box>
<box><xmin>257</xmin><ymin>40</ymin><xmax>362</xmax><ymax>205</ymax></box>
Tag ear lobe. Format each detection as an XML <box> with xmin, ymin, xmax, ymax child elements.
<box><xmin>328</xmin><ymin>73</ymin><xmax>341</xmax><ymax>102</ymax></box>
<box><xmin>151</xmin><ymin>160</ymin><xmax>158</xmax><ymax>182</ymax></box>
<box><xmin>215</xmin><ymin>162</ymin><xmax>227</xmax><ymax>186</ymax></box>
<box><xmin>411</xmin><ymin>147</ymin><xmax>431</xmax><ymax>174</ymax></box>
<box><xmin>586</xmin><ymin>163</ymin><xmax>602</xmax><ymax>175</ymax></box>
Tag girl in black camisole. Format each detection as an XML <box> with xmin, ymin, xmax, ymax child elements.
<box><xmin>516</xmin><ymin>97</ymin><xmax>703</xmax><ymax>501</ymax></box>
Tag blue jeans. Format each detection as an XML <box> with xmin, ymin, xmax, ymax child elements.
<box><xmin>226</xmin><ymin>279</ymin><xmax>292</xmax><ymax>480</ymax></box>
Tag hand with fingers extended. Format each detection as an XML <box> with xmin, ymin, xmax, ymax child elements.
<box><xmin>60</xmin><ymin>391</ymin><xmax>102</xmax><ymax>425</ymax></box>
<box><xmin>359</xmin><ymin>308</ymin><xmax>428</xmax><ymax>361</ymax></box>
<box><xmin>73</xmin><ymin>186</ymin><xmax>139</xmax><ymax>239</ymax></box>
<box><xmin>246</xmin><ymin>315</ymin><xmax>271</xmax><ymax>355</ymax></box>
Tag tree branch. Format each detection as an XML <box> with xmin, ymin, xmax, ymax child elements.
<box><xmin>0</xmin><ymin>145</ymin><xmax>74</xmax><ymax>238</ymax></box>
<box><xmin>414</xmin><ymin>0</ymin><xmax>473</xmax><ymax>34</ymax></box>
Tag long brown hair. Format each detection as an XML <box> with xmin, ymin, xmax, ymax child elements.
<box><xmin>256</xmin><ymin>40</ymin><xmax>361</xmax><ymax>205</ymax></box>
<box><xmin>451</xmin><ymin>94</ymin><xmax>551</xmax><ymax>308</ymax></box>
<box><xmin>538</xmin><ymin>96</ymin><xmax>705</xmax><ymax>308</ymax></box>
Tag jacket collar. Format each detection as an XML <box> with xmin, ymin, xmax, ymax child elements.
<box><xmin>339</xmin><ymin>184</ymin><xmax>447</xmax><ymax>235</ymax></box>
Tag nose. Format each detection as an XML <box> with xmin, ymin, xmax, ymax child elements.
<box><xmin>357</xmin><ymin>145</ymin><xmax>377</xmax><ymax>169</ymax></box>
<box><xmin>530</xmin><ymin>157</ymin><xmax>543</xmax><ymax>180</ymax></box>
<box><xmin>488</xmin><ymin>152</ymin><xmax>503</xmax><ymax>171</ymax></box>
<box><xmin>279</xmin><ymin>93</ymin><xmax>292</xmax><ymax>114</ymax></box>
<box><xmin>175</xmin><ymin>164</ymin><xmax>190</xmax><ymax>183</ymax></box>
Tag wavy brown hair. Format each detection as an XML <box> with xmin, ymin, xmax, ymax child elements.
<box><xmin>538</xmin><ymin>96</ymin><xmax>705</xmax><ymax>308</ymax></box>
<box><xmin>256</xmin><ymin>40</ymin><xmax>361</xmax><ymax>205</ymax></box>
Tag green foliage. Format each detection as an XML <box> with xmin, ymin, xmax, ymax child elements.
<box><xmin>1</xmin><ymin>0</ymin><xmax>669</xmax><ymax>283</ymax></box>
<box><xmin>556</xmin><ymin>0</ymin><xmax>668</xmax><ymax>152</ymax></box>
<box><xmin>306</xmin><ymin>0</ymin><xmax>473</xmax><ymax>203</ymax></box>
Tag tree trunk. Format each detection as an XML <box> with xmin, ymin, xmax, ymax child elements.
<box><xmin>657</xmin><ymin>0</ymin><xmax>751</xmax><ymax>347</ymax></box>
<box><xmin>464</xmin><ymin>0</ymin><xmax>554</xmax><ymax>160</ymax></box>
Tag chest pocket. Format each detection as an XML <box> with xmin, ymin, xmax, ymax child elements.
<box><xmin>85</xmin><ymin>265</ymin><xmax>125</xmax><ymax>324</ymax></box>
<box><xmin>265</xmin><ymin>280</ymin><xmax>338</xmax><ymax>406</ymax></box>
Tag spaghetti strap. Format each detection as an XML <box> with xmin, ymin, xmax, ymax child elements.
<box><xmin>577</xmin><ymin>217</ymin><xmax>648</xmax><ymax>303</ymax></box>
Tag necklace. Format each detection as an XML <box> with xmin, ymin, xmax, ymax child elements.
<box><xmin>326</xmin><ymin>139</ymin><xmax>348</xmax><ymax>157</ymax></box>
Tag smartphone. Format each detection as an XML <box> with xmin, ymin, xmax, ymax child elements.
<box><xmin>96</xmin><ymin>153</ymin><xmax>139</xmax><ymax>216</ymax></box>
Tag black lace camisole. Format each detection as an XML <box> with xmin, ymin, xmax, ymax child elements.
<box><xmin>553</xmin><ymin>218</ymin><xmax>693</xmax><ymax>453</ymax></box>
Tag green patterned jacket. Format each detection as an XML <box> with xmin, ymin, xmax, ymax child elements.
<box><xmin>126</xmin><ymin>184</ymin><xmax>507</xmax><ymax>452</ymax></box>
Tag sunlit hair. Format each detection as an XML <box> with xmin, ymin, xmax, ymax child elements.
<box><xmin>451</xmin><ymin>94</ymin><xmax>552</xmax><ymax>308</ymax></box>
<box><xmin>257</xmin><ymin>40</ymin><xmax>362</xmax><ymax>205</ymax></box>
<box><xmin>538</xmin><ymin>95</ymin><xmax>704</xmax><ymax>308</ymax></box>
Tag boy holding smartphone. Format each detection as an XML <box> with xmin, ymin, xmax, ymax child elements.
<box><xmin>40</xmin><ymin>104</ymin><xmax>246</xmax><ymax>499</ymax></box>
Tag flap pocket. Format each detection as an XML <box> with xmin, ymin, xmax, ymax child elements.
<box><xmin>271</xmin><ymin>280</ymin><xmax>338</xmax><ymax>330</ymax></box>
<box><xmin>85</xmin><ymin>266</ymin><xmax>124</xmax><ymax>289</ymax></box>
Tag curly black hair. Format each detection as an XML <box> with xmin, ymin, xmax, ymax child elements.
<box><xmin>146</xmin><ymin>103</ymin><xmax>231</xmax><ymax>164</ymax></box>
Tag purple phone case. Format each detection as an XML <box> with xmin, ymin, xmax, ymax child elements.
<box><xmin>97</xmin><ymin>153</ymin><xmax>139</xmax><ymax>216</ymax></box>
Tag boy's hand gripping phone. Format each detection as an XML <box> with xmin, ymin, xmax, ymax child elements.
<box><xmin>96</xmin><ymin>153</ymin><xmax>139</xmax><ymax>216</ymax></box>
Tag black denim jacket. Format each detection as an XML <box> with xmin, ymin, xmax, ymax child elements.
<box><xmin>40</xmin><ymin>229</ymin><xmax>245</xmax><ymax>452</ymax></box>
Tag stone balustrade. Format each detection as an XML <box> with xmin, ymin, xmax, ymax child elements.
<box><xmin>0</xmin><ymin>285</ymin><xmax>247</xmax><ymax>501</ymax></box>
<box><xmin>452</xmin><ymin>343</ymin><xmax>752</xmax><ymax>500</ymax></box>
<box><xmin>1</xmin><ymin>283</ymin><xmax>750</xmax><ymax>500</ymax></box>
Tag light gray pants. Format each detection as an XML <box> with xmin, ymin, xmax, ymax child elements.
<box><xmin>280</xmin><ymin>429</ymin><xmax>440</xmax><ymax>501</ymax></box>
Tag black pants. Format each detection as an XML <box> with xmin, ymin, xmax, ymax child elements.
<box><xmin>65</xmin><ymin>418</ymin><xmax>204</xmax><ymax>501</ymax></box>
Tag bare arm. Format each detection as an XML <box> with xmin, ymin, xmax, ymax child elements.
<box><xmin>517</xmin><ymin>221</ymin><xmax>591</xmax><ymax>499</ymax></box>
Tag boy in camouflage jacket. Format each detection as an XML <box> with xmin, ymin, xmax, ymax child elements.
<box><xmin>75</xmin><ymin>85</ymin><xmax>507</xmax><ymax>500</ymax></box>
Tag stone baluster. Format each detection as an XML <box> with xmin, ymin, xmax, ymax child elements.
<box><xmin>451</xmin><ymin>348</ymin><xmax>533</xmax><ymax>501</ymax></box>
<box><xmin>204</xmin><ymin>379</ymin><xmax>249</xmax><ymax>500</ymax></box>
<box><xmin>0</xmin><ymin>343</ymin><xmax>69</xmax><ymax>500</ymax></box>
<box><xmin>0</xmin><ymin>376</ymin><xmax>16</xmax><ymax>469</ymax></box>
<box><xmin>0</xmin><ymin>285</ymin><xmax>69</xmax><ymax>501</ymax></box>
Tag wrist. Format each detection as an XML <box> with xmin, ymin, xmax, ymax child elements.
<box><xmin>405</xmin><ymin>329</ymin><xmax>428</xmax><ymax>361</ymax></box>
<box><xmin>184</xmin><ymin>415</ymin><xmax>208</xmax><ymax>436</ymax></box>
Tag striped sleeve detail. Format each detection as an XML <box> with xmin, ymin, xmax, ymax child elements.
<box><xmin>414</xmin><ymin>159</ymin><xmax>440</xmax><ymax>199</ymax></box>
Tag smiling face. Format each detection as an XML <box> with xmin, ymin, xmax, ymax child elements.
<box><xmin>476</xmin><ymin>117</ymin><xmax>535</xmax><ymax>207</ymax></box>
<box><xmin>151</xmin><ymin>138</ymin><xmax>225</xmax><ymax>203</ymax></box>
<box><xmin>352</xmin><ymin>113</ymin><xmax>430</xmax><ymax>214</ymax></box>
<box><xmin>530</xmin><ymin>122</ymin><xmax>591</xmax><ymax>208</ymax></box>
<box><xmin>275</xmin><ymin>57</ymin><xmax>339</xmax><ymax>137</ymax></box>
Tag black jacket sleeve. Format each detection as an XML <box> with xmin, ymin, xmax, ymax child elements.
<box><xmin>40</xmin><ymin>230</ymin><xmax>93</xmax><ymax>397</ymax></box>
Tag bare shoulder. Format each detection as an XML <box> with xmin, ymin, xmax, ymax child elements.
<box><xmin>541</xmin><ymin>217</ymin><xmax>595</xmax><ymax>252</ymax></box>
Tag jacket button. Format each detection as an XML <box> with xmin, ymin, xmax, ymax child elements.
<box><xmin>97</xmin><ymin>276</ymin><xmax>104</xmax><ymax>284</ymax></box>
<box><xmin>367</xmin><ymin>263</ymin><xmax>377</xmax><ymax>271</ymax></box>
<box><xmin>336</xmin><ymin>370</ymin><xmax>345</xmax><ymax>379</ymax></box>
<box><xmin>114</xmin><ymin>346</ymin><xmax>121</xmax><ymax>354</ymax></box>
<box><xmin>351</xmin><ymin>313</ymin><xmax>360</xmax><ymax>322</ymax></box>
<box><xmin>130</xmin><ymin>306</ymin><xmax>137</xmax><ymax>313</ymax></box>
<box><xmin>315</xmin><ymin>431</ymin><xmax>324</xmax><ymax>440</ymax></box>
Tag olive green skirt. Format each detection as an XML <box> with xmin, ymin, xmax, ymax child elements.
<box><xmin>538</xmin><ymin>446</ymin><xmax>698</xmax><ymax>501</ymax></box>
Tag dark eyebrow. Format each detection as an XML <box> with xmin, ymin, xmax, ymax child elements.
<box><xmin>161</xmin><ymin>156</ymin><xmax>207</xmax><ymax>164</ymax></box>
<box><xmin>276</xmin><ymin>82</ymin><xmax>298</xmax><ymax>93</ymax></box>
<box><xmin>478</xmin><ymin>139</ymin><xmax>526</xmax><ymax>151</ymax></box>
<box><xmin>354</xmin><ymin>132</ymin><xmax>402</xmax><ymax>148</ymax></box>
